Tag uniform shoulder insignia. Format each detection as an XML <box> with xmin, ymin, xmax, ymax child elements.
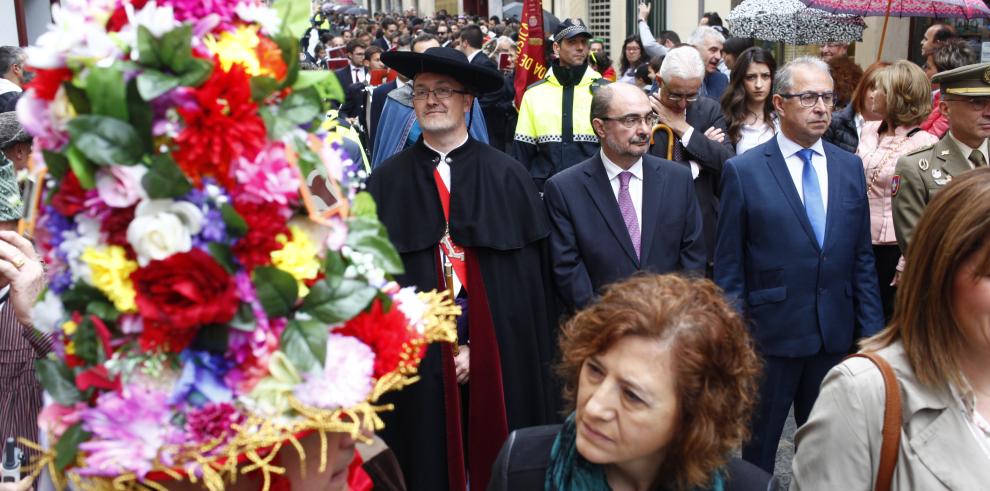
<box><xmin>590</xmin><ymin>78</ymin><xmax>610</xmax><ymax>95</ymax></box>
<box><xmin>891</xmin><ymin>175</ymin><xmax>901</xmax><ymax>197</ymax></box>
<box><xmin>525</xmin><ymin>78</ymin><xmax>549</xmax><ymax>91</ymax></box>
<box><xmin>904</xmin><ymin>143</ymin><xmax>935</xmax><ymax>156</ymax></box>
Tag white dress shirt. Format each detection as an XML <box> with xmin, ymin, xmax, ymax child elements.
<box><xmin>777</xmin><ymin>132</ymin><xmax>829</xmax><ymax>210</ymax></box>
<box><xmin>601</xmin><ymin>150</ymin><xmax>644</xmax><ymax>231</ymax></box>
<box><xmin>350</xmin><ymin>65</ymin><xmax>366</xmax><ymax>83</ymax></box>
<box><xmin>679</xmin><ymin>127</ymin><xmax>703</xmax><ymax>180</ymax></box>
<box><xmin>949</xmin><ymin>132</ymin><xmax>989</xmax><ymax>168</ymax></box>
<box><xmin>425</xmin><ymin>135</ymin><xmax>470</xmax><ymax>295</ymax></box>
<box><xmin>466</xmin><ymin>50</ymin><xmax>481</xmax><ymax>63</ymax></box>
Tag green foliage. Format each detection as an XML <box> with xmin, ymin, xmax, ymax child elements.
<box><xmin>301</xmin><ymin>278</ymin><xmax>377</xmax><ymax>324</ymax></box>
<box><xmin>253</xmin><ymin>266</ymin><xmax>299</xmax><ymax>318</ymax></box>
<box><xmin>280</xmin><ymin>319</ymin><xmax>327</xmax><ymax>373</ymax></box>
<box><xmin>142</xmin><ymin>154</ymin><xmax>192</xmax><ymax>199</ymax></box>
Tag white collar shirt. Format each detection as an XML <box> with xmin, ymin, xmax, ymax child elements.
<box><xmin>350</xmin><ymin>65</ymin><xmax>365</xmax><ymax>83</ymax></box>
<box><xmin>424</xmin><ymin>135</ymin><xmax>471</xmax><ymax>296</ymax></box>
<box><xmin>600</xmin><ymin>150</ymin><xmax>644</xmax><ymax>231</ymax></box>
<box><xmin>777</xmin><ymin>132</ymin><xmax>829</xmax><ymax>210</ymax></box>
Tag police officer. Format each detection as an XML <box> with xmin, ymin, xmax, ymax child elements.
<box><xmin>893</xmin><ymin>62</ymin><xmax>990</xmax><ymax>256</ymax></box>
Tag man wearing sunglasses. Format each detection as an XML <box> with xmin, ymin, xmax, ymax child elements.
<box><xmin>544</xmin><ymin>82</ymin><xmax>706</xmax><ymax>311</ymax></box>
<box><xmin>894</xmin><ymin>62</ymin><xmax>990</xmax><ymax>257</ymax></box>
<box><xmin>648</xmin><ymin>46</ymin><xmax>735</xmax><ymax>276</ymax></box>
<box><xmin>714</xmin><ymin>56</ymin><xmax>884</xmax><ymax>473</ymax></box>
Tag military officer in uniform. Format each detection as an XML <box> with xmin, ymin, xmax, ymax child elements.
<box><xmin>893</xmin><ymin>62</ymin><xmax>990</xmax><ymax>256</ymax></box>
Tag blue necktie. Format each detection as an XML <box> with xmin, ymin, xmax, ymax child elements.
<box><xmin>798</xmin><ymin>148</ymin><xmax>826</xmax><ymax>247</ymax></box>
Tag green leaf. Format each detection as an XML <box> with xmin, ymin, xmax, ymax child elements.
<box><xmin>42</xmin><ymin>150</ymin><xmax>70</xmax><ymax>180</ymax></box>
<box><xmin>137</xmin><ymin>69</ymin><xmax>181</xmax><ymax>101</ymax></box>
<box><xmin>85</xmin><ymin>301</ymin><xmax>120</xmax><ymax>324</ymax></box>
<box><xmin>61</xmin><ymin>283</ymin><xmax>108</xmax><ymax>312</ymax></box>
<box><xmin>54</xmin><ymin>423</ymin><xmax>91</xmax><ymax>471</ymax></box>
<box><xmin>220</xmin><ymin>203</ymin><xmax>248</xmax><ymax>237</ymax></box>
<box><xmin>293</xmin><ymin>70</ymin><xmax>332</xmax><ymax>90</ymax></box>
<box><xmin>272</xmin><ymin>33</ymin><xmax>300</xmax><ymax>88</ymax></box>
<box><xmin>142</xmin><ymin>154</ymin><xmax>192</xmax><ymax>199</ymax></box>
<box><xmin>295</xmin><ymin>69</ymin><xmax>343</xmax><ymax>104</ymax></box>
<box><xmin>280</xmin><ymin>319</ymin><xmax>327</xmax><ymax>373</ymax></box>
<box><xmin>207</xmin><ymin>242</ymin><xmax>236</xmax><ymax>274</ymax></box>
<box><xmin>66</xmin><ymin>146</ymin><xmax>96</xmax><ymax>189</ymax></box>
<box><xmin>280</xmin><ymin>88</ymin><xmax>323</xmax><ymax>125</ymax></box>
<box><xmin>126</xmin><ymin>79</ymin><xmax>154</xmax><ymax>154</ymax></box>
<box><xmin>85</xmin><ymin>66</ymin><xmax>129</xmax><ymax>121</ymax></box>
<box><xmin>349</xmin><ymin>234</ymin><xmax>404</xmax><ymax>275</ymax></box>
<box><xmin>72</xmin><ymin>317</ymin><xmax>100</xmax><ymax>365</ymax></box>
<box><xmin>66</xmin><ymin>115</ymin><xmax>144</xmax><ymax>165</ymax></box>
<box><xmin>301</xmin><ymin>278</ymin><xmax>377</xmax><ymax>324</ymax></box>
<box><xmin>178</xmin><ymin>58</ymin><xmax>213</xmax><ymax>87</ymax></box>
<box><xmin>137</xmin><ymin>26</ymin><xmax>163</xmax><ymax>68</ymax></box>
<box><xmin>230</xmin><ymin>302</ymin><xmax>257</xmax><ymax>332</ymax></box>
<box><xmin>322</xmin><ymin>251</ymin><xmax>346</xmax><ymax>289</ymax></box>
<box><xmin>35</xmin><ymin>358</ymin><xmax>82</xmax><ymax>406</ymax></box>
<box><xmin>251</xmin><ymin>76</ymin><xmax>280</xmax><ymax>103</ymax></box>
<box><xmin>253</xmin><ymin>266</ymin><xmax>299</xmax><ymax>318</ymax></box>
<box><xmin>158</xmin><ymin>24</ymin><xmax>194</xmax><ymax>72</ymax></box>
<box><xmin>64</xmin><ymin>83</ymin><xmax>91</xmax><ymax>115</ymax></box>
<box><xmin>350</xmin><ymin>192</ymin><xmax>378</xmax><ymax>218</ymax></box>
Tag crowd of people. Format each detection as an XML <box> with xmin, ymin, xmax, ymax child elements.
<box><xmin>1</xmin><ymin>4</ymin><xmax>989</xmax><ymax>491</ymax></box>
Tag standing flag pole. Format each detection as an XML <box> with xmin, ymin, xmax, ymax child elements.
<box><xmin>513</xmin><ymin>0</ymin><xmax>548</xmax><ymax>109</ymax></box>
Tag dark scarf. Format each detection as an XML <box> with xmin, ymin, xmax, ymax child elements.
<box><xmin>553</xmin><ymin>62</ymin><xmax>588</xmax><ymax>87</ymax></box>
<box><xmin>544</xmin><ymin>413</ymin><xmax>726</xmax><ymax>491</ymax></box>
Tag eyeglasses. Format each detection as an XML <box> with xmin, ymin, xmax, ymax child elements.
<box><xmin>600</xmin><ymin>113</ymin><xmax>660</xmax><ymax>128</ymax></box>
<box><xmin>944</xmin><ymin>95</ymin><xmax>990</xmax><ymax>111</ymax></box>
<box><xmin>664</xmin><ymin>92</ymin><xmax>699</xmax><ymax>103</ymax></box>
<box><xmin>412</xmin><ymin>87</ymin><xmax>470</xmax><ymax>100</ymax></box>
<box><xmin>780</xmin><ymin>91</ymin><xmax>835</xmax><ymax>108</ymax></box>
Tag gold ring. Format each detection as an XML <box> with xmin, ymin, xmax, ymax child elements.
<box><xmin>13</xmin><ymin>257</ymin><xmax>25</xmax><ymax>270</ymax></box>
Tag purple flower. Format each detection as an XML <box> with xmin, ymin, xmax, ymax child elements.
<box><xmin>199</xmin><ymin>208</ymin><xmax>226</xmax><ymax>243</ymax></box>
<box><xmin>77</xmin><ymin>387</ymin><xmax>177</xmax><ymax>479</ymax></box>
<box><xmin>49</xmin><ymin>270</ymin><xmax>73</xmax><ymax>294</ymax></box>
<box><xmin>40</xmin><ymin>206</ymin><xmax>73</xmax><ymax>249</ymax></box>
<box><xmin>170</xmin><ymin>350</ymin><xmax>233</xmax><ymax>407</ymax></box>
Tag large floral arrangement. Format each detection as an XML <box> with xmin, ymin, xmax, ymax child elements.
<box><xmin>17</xmin><ymin>0</ymin><xmax>456</xmax><ymax>489</ymax></box>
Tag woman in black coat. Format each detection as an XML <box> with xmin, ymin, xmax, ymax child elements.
<box><xmin>488</xmin><ymin>275</ymin><xmax>776</xmax><ymax>491</ymax></box>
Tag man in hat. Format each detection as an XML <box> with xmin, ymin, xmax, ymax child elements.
<box><xmin>513</xmin><ymin>18</ymin><xmax>606</xmax><ymax>191</ymax></box>
<box><xmin>0</xmin><ymin>112</ymin><xmax>32</xmax><ymax>173</ymax></box>
<box><xmin>366</xmin><ymin>46</ymin><xmax>558</xmax><ymax>491</ymax></box>
<box><xmin>369</xmin><ymin>34</ymin><xmax>490</xmax><ymax>169</ymax></box>
<box><xmin>893</xmin><ymin>62</ymin><xmax>990</xmax><ymax>258</ymax></box>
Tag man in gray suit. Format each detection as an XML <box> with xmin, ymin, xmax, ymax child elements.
<box><xmin>648</xmin><ymin>46</ymin><xmax>735</xmax><ymax>272</ymax></box>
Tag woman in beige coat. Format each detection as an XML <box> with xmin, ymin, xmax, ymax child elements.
<box><xmin>791</xmin><ymin>168</ymin><xmax>990</xmax><ymax>489</ymax></box>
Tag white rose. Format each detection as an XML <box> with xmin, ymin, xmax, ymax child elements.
<box><xmin>31</xmin><ymin>290</ymin><xmax>66</xmax><ymax>333</ymax></box>
<box><xmin>126</xmin><ymin>199</ymin><xmax>204</xmax><ymax>266</ymax></box>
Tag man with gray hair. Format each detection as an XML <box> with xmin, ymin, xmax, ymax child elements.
<box><xmin>714</xmin><ymin>56</ymin><xmax>883</xmax><ymax>473</ymax></box>
<box><xmin>648</xmin><ymin>46</ymin><xmax>734</xmax><ymax>274</ymax></box>
<box><xmin>0</xmin><ymin>47</ymin><xmax>29</xmax><ymax>113</ymax></box>
<box><xmin>688</xmin><ymin>26</ymin><xmax>728</xmax><ymax>100</ymax></box>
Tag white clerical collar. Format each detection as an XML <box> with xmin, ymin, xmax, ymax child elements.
<box><xmin>424</xmin><ymin>134</ymin><xmax>470</xmax><ymax>161</ymax></box>
<box><xmin>600</xmin><ymin>150</ymin><xmax>644</xmax><ymax>181</ymax></box>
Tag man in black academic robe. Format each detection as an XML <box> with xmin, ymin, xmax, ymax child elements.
<box><xmin>367</xmin><ymin>47</ymin><xmax>560</xmax><ymax>491</ymax></box>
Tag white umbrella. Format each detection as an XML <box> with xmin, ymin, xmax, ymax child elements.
<box><xmin>728</xmin><ymin>0</ymin><xmax>867</xmax><ymax>45</ymax></box>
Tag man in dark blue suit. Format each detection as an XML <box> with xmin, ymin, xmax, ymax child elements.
<box><xmin>714</xmin><ymin>57</ymin><xmax>884</xmax><ymax>473</ymax></box>
<box><xmin>546</xmin><ymin>83</ymin><xmax>706</xmax><ymax>310</ymax></box>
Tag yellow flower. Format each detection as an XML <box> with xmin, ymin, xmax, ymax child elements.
<box><xmin>81</xmin><ymin>246</ymin><xmax>139</xmax><ymax>313</ymax></box>
<box><xmin>61</xmin><ymin>320</ymin><xmax>78</xmax><ymax>336</ymax></box>
<box><xmin>270</xmin><ymin>225</ymin><xmax>320</xmax><ymax>297</ymax></box>
<box><xmin>205</xmin><ymin>25</ymin><xmax>268</xmax><ymax>77</ymax></box>
<box><xmin>65</xmin><ymin>341</ymin><xmax>75</xmax><ymax>356</ymax></box>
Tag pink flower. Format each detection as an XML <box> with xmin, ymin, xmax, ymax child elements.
<box><xmin>95</xmin><ymin>166</ymin><xmax>148</xmax><ymax>208</ymax></box>
<box><xmin>185</xmin><ymin>402</ymin><xmax>244</xmax><ymax>449</ymax></box>
<box><xmin>77</xmin><ymin>387</ymin><xmax>177</xmax><ymax>479</ymax></box>
<box><xmin>16</xmin><ymin>91</ymin><xmax>68</xmax><ymax>150</ymax></box>
<box><xmin>294</xmin><ymin>334</ymin><xmax>375</xmax><ymax>410</ymax></box>
<box><xmin>38</xmin><ymin>402</ymin><xmax>86</xmax><ymax>440</ymax></box>
<box><xmin>165</xmin><ymin>0</ymin><xmax>242</xmax><ymax>32</ymax></box>
<box><xmin>233</xmin><ymin>143</ymin><xmax>301</xmax><ymax>206</ymax></box>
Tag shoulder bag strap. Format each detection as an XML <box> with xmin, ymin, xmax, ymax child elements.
<box><xmin>845</xmin><ymin>353</ymin><xmax>902</xmax><ymax>491</ymax></box>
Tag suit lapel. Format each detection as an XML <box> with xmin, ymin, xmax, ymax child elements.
<box><xmin>822</xmin><ymin>145</ymin><xmax>843</xmax><ymax>252</ymax></box>
<box><xmin>935</xmin><ymin>137</ymin><xmax>975</xmax><ymax>178</ymax></box>
<box><xmin>639</xmin><ymin>160</ymin><xmax>663</xmax><ymax>264</ymax></box>
<box><xmin>764</xmin><ymin>138</ymin><xmax>820</xmax><ymax>250</ymax></box>
<box><xmin>582</xmin><ymin>159</ymin><xmax>640</xmax><ymax>266</ymax></box>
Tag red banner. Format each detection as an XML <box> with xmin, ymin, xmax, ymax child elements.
<box><xmin>513</xmin><ymin>0</ymin><xmax>548</xmax><ymax>109</ymax></box>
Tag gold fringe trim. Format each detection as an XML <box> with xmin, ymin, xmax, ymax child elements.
<box><xmin>34</xmin><ymin>290</ymin><xmax>459</xmax><ymax>491</ymax></box>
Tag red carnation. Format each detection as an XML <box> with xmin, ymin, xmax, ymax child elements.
<box><xmin>51</xmin><ymin>172</ymin><xmax>87</xmax><ymax>217</ymax></box>
<box><xmin>336</xmin><ymin>299</ymin><xmax>421</xmax><ymax>379</ymax></box>
<box><xmin>231</xmin><ymin>199</ymin><xmax>290</xmax><ymax>271</ymax></box>
<box><xmin>25</xmin><ymin>67</ymin><xmax>73</xmax><ymax>101</ymax></box>
<box><xmin>139</xmin><ymin>320</ymin><xmax>199</xmax><ymax>353</ymax></box>
<box><xmin>173</xmin><ymin>63</ymin><xmax>267</xmax><ymax>186</ymax></box>
<box><xmin>105</xmin><ymin>0</ymin><xmax>148</xmax><ymax>32</ymax></box>
<box><xmin>101</xmin><ymin>205</ymin><xmax>136</xmax><ymax>257</ymax></box>
<box><xmin>131</xmin><ymin>249</ymin><xmax>238</xmax><ymax>336</ymax></box>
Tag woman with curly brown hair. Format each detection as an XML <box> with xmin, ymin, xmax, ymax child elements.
<box><xmin>488</xmin><ymin>274</ymin><xmax>772</xmax><ymax>491</ymax></box>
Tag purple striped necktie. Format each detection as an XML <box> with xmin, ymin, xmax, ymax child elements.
<box><xmin>617</xmin><ymin>171</ymin><xmax>641</xmax><ymax>259</ymax></box>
